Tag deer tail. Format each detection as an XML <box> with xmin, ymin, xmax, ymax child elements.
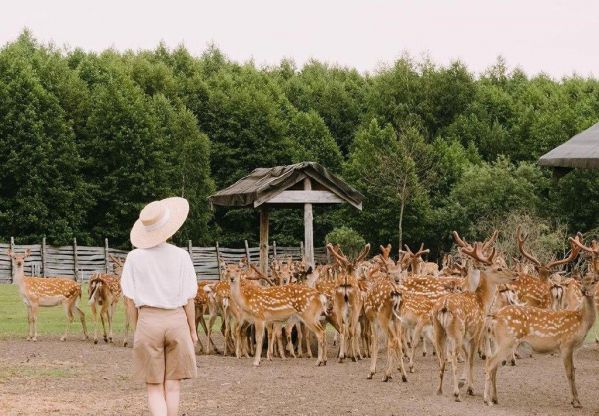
<box><xmin>436</xmin><ymin>298</ymin><xmax>452</xmax><ymax>329</ymax></box>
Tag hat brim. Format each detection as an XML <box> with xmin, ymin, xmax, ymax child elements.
<box><xmin>130</xmin><ymin>197</ymin><xmax>189</xmax><ymax>249</ymax></box>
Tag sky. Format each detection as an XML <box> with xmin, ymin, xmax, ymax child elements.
<box><xmin>2</xmin><ymin>0</ymin><xmax>599</xmax><ymax>78</ymax></box>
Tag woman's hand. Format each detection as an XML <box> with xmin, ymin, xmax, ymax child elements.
<box><xmin>190</xmin><ymin>331</ymin><xmax>199</xmax><ymax>345</ymax></box>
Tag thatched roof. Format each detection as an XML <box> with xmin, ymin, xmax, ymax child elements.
<box><xmin>539</xmin><ymin>122</ymin><xmax>599</xmax><ymax>169</ymax></box>
<box><xmin>209</xmin><ymin>162</ymin><xmax>363</xmax><ymax>209</ymax></box>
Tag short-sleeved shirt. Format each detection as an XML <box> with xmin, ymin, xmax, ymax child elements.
<box><xmin>121</xmin><ymin>242</ymin><xmax>198</xmax><ymax>309</ymax></box>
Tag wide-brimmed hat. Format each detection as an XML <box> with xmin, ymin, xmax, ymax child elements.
<box><xmin>130</xmin><ymin>197</ymin><xmax>189</xmax><ymax>249</ymax></box>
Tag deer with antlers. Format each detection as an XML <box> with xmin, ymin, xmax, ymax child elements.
<box><xmin>514</xmin><ymin>226</ymin><xmax>581</xmax><ymax>309</ymax></box>
<box><xmin>431</xmin><ymin>231</ymin><xmax>513</xmax><ymax>402</ymax></box>
<box><xmin>400</xmin><ymin>243</ymin><xmax>439</xmax><ymax>276</ymax></box>
<box><xmin>228</xmin><ymin>265</ymin><xmax>328</xmax><ymax>367</ymax></box>
<box><xmin>484</xmin><ymin>235</ymin><xmax>593</xmax><ymax>408</ymax></box>
<box><xmin>9</xmin><ymin>249</ymin><xmax>89</xmax><ymax>342</ymax></box>
<box><xmin>328</xmin><ymin>243</ymin><xmax>371</xmax><ymax>362</ymax></box>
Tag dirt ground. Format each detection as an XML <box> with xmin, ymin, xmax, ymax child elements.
<box><xmin>1</xmin><ymin>333</ymin><xmax>599</xmax><ymax>416</ymax></box>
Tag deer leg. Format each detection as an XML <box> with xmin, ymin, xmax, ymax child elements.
<box><xmin>107</xmin><ymin>304</ymin><xmax>115</xmax><ymax>343</ymax></box>
<box><xmin>61</xmin><ymin>301</ymin><xmax>75</xmax><ymax>341</ymax></box>
<box><xmin>448</xmin><ymin>336</ymin><xmax>462</xmax><ymax>402</ymax></box>
<box><xmin>465</xmin><ymin>338</ymin><xmax>477</xmax><ymax>395</ymax></box>
<box><xmin>367</xmin><ymin>319</ymin><xmax>378</xmax><ymax>379</ymax></box>
<box><xmin>483</xmin><ymin>337</ymin><xmax>515</xmax><ymax>406</ymax></box>
<box><xmin>304</xmin><ymin>322</ymin><xmax>314</xmax><ymax>358</ymax></box>
<box><xmin>123</xmin><ymin>299</ymin><xmax>131</xmax><ymax>347</ymax></box>
<box><xmin>253</xmin><ymin>320</ymin><xmax>265</xmax><ymax>367</ymax></box>
<box><xmin>100</xmin><ymin>307</ymin><xmax>108</xmax><ymax>343</ymax></box>
<box><xmin>75</xmin><ymin>301</ymin><xmax>89</xmax><ymax>340</ymax></box>
<box><xmin>333</xmin><ymin>331</ymin><xmax>338</xmax><ymax>346</ymax></box>
<box><xmin>285</xmin><ymin>322</ymin><xmax>297</xmax><ymax>358</ymax></box>
<box><xmin>395</xmin><ymin>321</ymin><xmax>408</xmax><ymax>382</ymax></box>
<box><xmin>409</xmin><ymin>320</ymin><xmax>424</xmax><ymax>373</ymax></box>
<box><xmin>266</xmin><ymin>323</ymin><xmax>274</xmax><ymax>360</ymax></box>
<box><xmin>276</xmin><ymin>324</ymin><xmax>286</xmax><ymax>360</ymax></box>
<box><xmin>561</xmin><ymin>347</ymin><xmax>581</xmax><ymax>408</ymax></box>
<box><xmin>206</xmin><ymin>314</ymin><xmax>219</xmax><ymax>354</ymax></box>
<box><xmin>90</xmin><ymin>303</ymin><xmax>99</xmax><ymax>344</ymax></box>
<box><xmin>301</xmin><ymin>318</ymin><xmax>326</xmax><ymax>366</ymax></box>
<box><xmin>432</xmin><ymin>319</ymin><xmax>446</xmax><ymax>396</ymax></box>
<box><xmin>295</xmin><ymin>323</ymin><xmax>304</xmax><ymax>358</ymax></box>
<box><xmin>25</xmin><ymin>305</ymin><xmax>33</xmax><ymax>341</ymax></box>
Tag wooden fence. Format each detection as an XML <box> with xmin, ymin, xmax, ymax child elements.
<box><xmin>0</xmin><ymin>238</ymin><xmax>327</xmax><ymax>283</ymax></box>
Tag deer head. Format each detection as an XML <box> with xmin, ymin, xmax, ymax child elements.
<box><xmin>569</xmin><ymin>236</ymin><xmax>599</xmax><ymax>276</ymax></box>
<box><xmin>9</xmin><ymin>249</ymin><xmax>31</xmax><ymax>269</ymax></box>
<box><xmin>452</xmin><ymin>231</ymin><xmax>513</xmax><ymax>284</ymax></box>
<box><xmin>516</xmin><ymin>226</ymin><xmax>581</xmax><ymax>279</ymax></box>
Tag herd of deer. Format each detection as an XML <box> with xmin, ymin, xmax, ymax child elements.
<box><xmin>6</xmin><ymin>228</ymin><xmax>599</xmax><ymax>409</ymax></box>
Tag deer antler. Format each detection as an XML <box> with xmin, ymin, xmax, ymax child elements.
<box><xmin>569</xmin><ymin>234</ymin><xmax>599</xmax><ymax>255</ymax></box>
<box><xmin>248</xmin><ymin>264</ymin><xmax>276</xmax><ymax>286</ymax></box>
<box><xmin>327</xmin><ymin>243</ymin><xmax>349</xmax><ymax>267</ymax></box>
<box><xmin>545</xmin><ymin>234</ymin><xmax>581</xmax><ymax>269</ymax></box>
<box><xmin>516</xmin><ymin>226</ymin><xmax>542</xmax><ymax>267</ymax></box>
<box><xmin>355</xmin><ymin>244</ymin><xmax>371</xmax><ymax>263</ymax></box>
<box><xmin>452</xmin><ymin>231</ymin><xmax>473</xmax><ymax>250</ymax></box>
<box><xmin>411</xmin><ymin>243</ymin><xmax>430</xmax><ymax>258</ymax></box>
<box><xmin>108</xmin><ymin>254</ymin><xmax>124</xmax><ymax>267</ymax></box>
<box><xmin>482</xmin><ymin>230</ymin><xmax>499</xmax><ymax>252</ymax></box>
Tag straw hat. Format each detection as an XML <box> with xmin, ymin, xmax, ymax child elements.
<box><xmin>130</xmin><ymin>197</ymin><xmax>189</xmax><ymax>249</ymax></box>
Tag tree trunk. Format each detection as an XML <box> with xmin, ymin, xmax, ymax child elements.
<box><xmin>398</xmin><ymin>180</ymin><xmax>407</xmax><ymax>251</ymax></box>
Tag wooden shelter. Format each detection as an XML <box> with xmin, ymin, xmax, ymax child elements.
<box><xmin>539</xmin><ymin>121</ymin><xmax>599</xmax><ymax>174</ymax></box>
<box><xmin>208</xmin><ymin>162</ymin><xmax>364</xmax><ymax>272</ymax></box>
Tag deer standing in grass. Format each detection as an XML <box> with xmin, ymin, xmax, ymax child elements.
<box><xmin>431</xmin><ymin>232</ymin><xmax>513</xmax><ymax>402</ymax></box>
<box><xmin>484</xmin><ymin>235</ymin><xmax>593</xmax><ymax>408</ymax></box>
<box><xmin>88</xmin><ymin>272</ymin><xmax>121</xmax><ymax>344</ymax></box>
<box><xmin>228</xmin><ymin>266</ymin><xmax>328</xmax><ymax>367</ymax></box>
<box><xmin>9</xmin><ymin>249</ymin><xmax>88</xmax><ymax>341</ymax></box>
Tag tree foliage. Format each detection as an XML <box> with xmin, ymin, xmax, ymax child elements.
<box><xmin>1</xmin><ymin>31</ymin><xmax>598</xmax><ymax>253</ymax></box>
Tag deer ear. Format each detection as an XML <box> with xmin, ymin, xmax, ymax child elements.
<box><xmin>467</xmin><ymin>269</ymin><xmax>481</xmax><ymax>292</ymax></box>
<box><xmin>24</xmin><ymin>249</ymin><xmax>31</xmax><ymax>257</ymax></box>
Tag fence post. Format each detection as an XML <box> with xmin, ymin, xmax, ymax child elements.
<box><xmin>273</xmin><ymin>240</ymin><xmax>277</xmax><ymax>261</ymax></box>
<box><xmin>104</xmin><ymin>238</ymin><xmax>110</xmax><ymax>273</ymax></box>
<box><xmin>188</xmin><ymin>240</ymin><xmax>193</xmax><ymax>256</ymax></box>
<box><xmin>300</xmin><ymin>241</ymin><xmax>304</xmax><ymax>262</ymax></box>
<box><xmin>42</xmin><ymin>237</ymin><xmax>47</xmax><ymax>277</ymax></box>
<box><xmin>244</xmin><ymin>240</ymin><xmax>251</xmax><ymax>263</ymax></box>
<box><xmin>215</xmin><ymin>241</ymin><xmax>222</xmax><ymax>280</ymax></box>
<box><xmin>73</xmin><ymin>238</ymin><xmax>79</xmax><ymax>282</ymax></box>
<box><xmin>10</xmin><ymin>237</ymin><xmax>15</xmax><ymax>283</ymax></box>
<box><xmin>326</xmin><ymin>246</ymin><xmax>331</xmax><ymax>264</ymax></box>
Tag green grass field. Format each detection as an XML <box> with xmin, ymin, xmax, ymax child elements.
<box><xmin>1</xmin><ymin>283</ymin><xmax>598</xmax><ymax>342</ymax></box>
<box><xmin>0</xmin><ymin>283</ymin><xmax>130</xmax><ymax>340</ymax></box>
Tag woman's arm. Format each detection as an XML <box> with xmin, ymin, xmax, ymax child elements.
<box><xmin>125</xmin><ymin>297</ymin><xmax>138</xmax><ymax>327</ymax></box>
<box><xmin>183</xmin><ymin>299</ymin><xmax>198</xmax><ymax>344</ymax></box>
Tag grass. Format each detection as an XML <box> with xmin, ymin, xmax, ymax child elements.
<box><xmin>0</xmin><ymin>283</ymin><xmax>129</xmax><ymax>340</ymax></box>
<box><xmin>0</xmin><ymin>283</ymin><xmax>598</xmax><ymax>342</ymax></box>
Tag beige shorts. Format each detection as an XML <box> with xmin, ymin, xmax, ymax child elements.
<box><xmin>133</xmin><ymin>306</ymin><xmax>197</xmax><ymax>383</ymax></box>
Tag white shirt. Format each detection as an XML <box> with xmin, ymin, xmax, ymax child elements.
<box><xmin>121</xmin><ymin>242</ymin><xmax>198</xmax><ymax>309</ymax></box>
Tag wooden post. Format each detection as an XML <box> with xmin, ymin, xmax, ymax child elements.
<box><xmin>104</xmin><ymin>238</ymin><xmax>110</xmax><ymax>273</ymax></box>
<box><xmin>215</xmin><ymin>241</ymin><xmax>222</xmax><ymax>280</ymax></box>
<box><xmin>10</xmin><ymin>237</ymin><xmax>15</xmax><ymax>283</ymax></box>
<box><xmin>273</xmin><ymin>240</ymin><xmax>277</xmax><ymax>261</ymax></box>
<box><xmin>42</xmin><ymin>237</ymin><xmax>47</xmax><ymax>277</ymax></box>
<box><xmin>244</xmin><ymin>240</ymin><xmax>251</xmax><ymax>263</ymax></box>
<box><xmin>188</xmin><ymin>240</ymin><xmax>193</xmax><ymax>256</ymax></box>
<box><xmin>303</xmin><ymin>177</ymin><xmax>314</xmax><ymax>268</ymax></box>
<box><xmin>73</xmin><ymin>238</ymin><xmax>79</xmax><ymax>282</ymax></box>
<box><xmin>259</xmin><ymin>207</ymin><xmax>269</xmax><ymax>275</ymax></box>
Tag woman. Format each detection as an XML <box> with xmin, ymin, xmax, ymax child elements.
<box><xmin>121</xmin><ymin>197</ymin><xmax>198</xmax><ymax>416</ymax></box>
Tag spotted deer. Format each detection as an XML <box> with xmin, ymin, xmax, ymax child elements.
<box><xmin>400</xmin><ymin>243</ymin><xmax>438</xmax><ymax>276</ymax></box>
<box><xmin>9</xmin><ymin>249</ymin><xmax>89</xmax><ymax>342</ymax></box>
<box><xmin>88</xmin><ymin>272</ymin><xmax>121</xmax><ymax>344</ymax></box>
<box><xmin>431</xmin><ymin>232</ymin><xmax>513</xmax><ymax>402</ymax></box>
<box><xmin>512</xmin><ymin>226</ymin><xmax>581</xmax><ymax>308</ymax></box>
<box><xmin>228</xmin><ymin>266</ymin><xmax>328</xmax><ymax>367</ymax></box>
<box><xmin>484</xmin><ymin>268</ymin><xmax>595</xmax><ymax>408</ymax></box>
<box><xmin>363</xmin><ymin>275</ymin><xmax>407</xmax><ymax>382</ymax></box>
<box><xmin>107</xmin><ymin>254</ymin><xmax>135</xmax><ymax>347</ymax></box>
<box><xmin>327</xmin><ymin>243</ymin><xmax>370</xmax><ymax>362</ymax></box>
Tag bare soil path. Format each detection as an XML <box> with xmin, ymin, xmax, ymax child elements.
<box><xmin>1</xmin><ymin>335</ymin><xmax>599</xmax><ymax>416</ymax></box>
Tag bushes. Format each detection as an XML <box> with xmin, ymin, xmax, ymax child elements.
<box><xmin>325</xmin><ymin>226</ymin><xmax>366</xmax><ymax>259</ymax></box>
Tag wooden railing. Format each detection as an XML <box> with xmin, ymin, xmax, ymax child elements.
<box><xmin>0</xmin><ymin>238</ymin><xmax>327</xmax><ymax>283</ymax></box>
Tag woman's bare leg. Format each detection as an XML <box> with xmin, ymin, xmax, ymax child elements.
<box><xmin>164</xmin><ymin>380</ymin><xmax>181</xmax><ymax>416</ymax></box>
<box><xmin>147</xmin><ymin>383</ymin><xmax>167</xmax><ymax>416</ymax></box>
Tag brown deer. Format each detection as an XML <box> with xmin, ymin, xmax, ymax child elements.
<box><xmin>363</xmin><ymin>275</ymin><xmax>407</xmax><ymax>382</ymax></box>
<box><xmin>513</xmin><ymin>226</ymin><xmax>581</xmax><ymax>308</ymax></box>
<box><xmin>228</xmin><ymin>266</ymin><xmax>328</xmax><ymax>367</ymax></box>
<box><xmin>431</xmin><ymin>232</ymin><xmax>513</xmax><ymax>402</ymax></box>
<box><xmin>328</xmin><ymin>243</ymin><xmax>370</xmax><ymax>362</ymax></box>
<box><xmin>400</xmin><ymin>243</ymin><xmax>438</xmax><ymax>276</ymax></box>
<box><xmin>9</xmin><ymin>249</ymin><xmax>88</xmax><ymax>342</ymax></box>
<box><xmin>107</xmin><ymin>254</ymin><xmax>136</xmax><ymax>347</ymax></box>
<box><xmin>88</xmin><ymin>272</ymin><xmax>121</xmax><ymax>344</ymax></box>
<box><xmin>484</xmin><ymin>266</ymin><xmax>594</xmax><ymax>408</ymax></box>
